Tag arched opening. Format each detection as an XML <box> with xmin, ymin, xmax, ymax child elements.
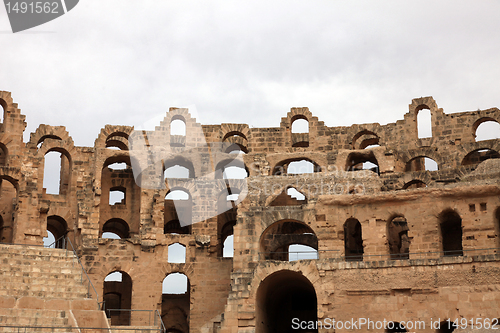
<box><xmin>164</xmin><ymin>220</ymin><xmax>191</xmax><ymax>235</ymax></box>
<box><xmin>0</xmin><ymin>178</ymin><xmax>16</xmax><ymax>244</ymax></box>
<box><xmin>439</xmin><ymin>210</ymin><xmax>463</xmax><ymax>256</ymax></box>
<box><xmin>105</xmin><ymin>132</ymin><xmax>129</xmax><ymax>150</ymax></box>
<box><xmin>46</xmin><ymin>215</ymin><xmax>68</xmax><ymax>249</ymax></box>
<box><xmin>102</xmin><ymin>218</ymin><xmax>130</xmax><ymax>239</ymax></box>
<box><xmin>417</xmin><ymin>106</ymin><xmax>432</xmax><ymax>138</ymax></box>
<box><xmin>215</xmin><ymin>159</ymin><xmax>248</xmax><ymax>179</ymax></box>
<box><xmin>43</xmin><ymin>150</ymin><xmax>71</xmax><ymax>195</ymax></box>
<box><xmin>273</xmin><ymin>158</ymin><xmax>321</xmax><ymax>176</ymax></box>
<box><xmin>288</xmin><ymin>244</ymin><xmax>318</xmax><ymax>261</ymax></box>
<box><xmin>43</xmin><ymin>230</ymin><xmax>56</xmax><ymax>247</ymax></box>
<box><xmin>291</xmin><ymin>117</ymin><xmax>309</xmax><ymax>134</ymax></box>
<box><xmin>161</xmin><ymin>273</ymin><xmax>190</xmax><ymax>333</ymax></box>
<box><xmin>103</xmin><ymin>271</ymin><xmax>132</xmax><ymax>326</ymax></box>
<box><xmin>269</xmin><ymin>186</ymin><xmax>307</xmax><ymax>206</ymax></box>
<box><xmin>352</xmin><ymin>130</ymin><xmax>380</xmax><ymax>150</ymax></box>
<box><xmin>165</xmin><ymin>189</ymin><xmax>193</xmax><ymax>228</ymax></box>
<box><xmin>402</xmin><ymin>179</ymin><xmax>427</xmax><ymax>190</ymax></box>
<box><xmin>474</xmin><ymin>119</ymin><xmax>500</xmax><ymax>141</ymax></box>
<box><xmin>405</xmin><ymin>156</ymin><xmax>438</xmax><ymax>172</ymax></box>
<box><xmin>170</xmin><ymin>118</ymin><xmax>186</xmax><ymax>136</ymax></box>
<box><xmin>461</xmin><ymin>148</ymin><xmax>500</xmax><ymax>166</ymax></box>
<box><xmin>256</xmin><ymin>270</ymin><xmax>317</xmax><ymax>333</ymax></box>
<box><xmin>164</xmin><ymin>165</ymin><xmax>191</xmax><ymax>179</ymax></box>
<box><xmin>0</xmin><ymin>144</ymin><xmax>7</xmax><ymax>166</ymax></box>
<box><xmin>163</xmin><ymin>158</ymin><xmax>195</xmax><ymax>180</ymax></box>
<box><xmin>344</xmin><ymin>218</ymin><xmax>363</xmax><ymax>261</ymax></box>
<box><xmin>109</xmin><ymin>186</ymin><xmax>126</xmax><ymax>205</ymax></box>
<box><xmin>385</xmin><ymin>322</ymin><xmax>408</xmax><ymax>332</ymax></box>
<box><xmin>387</xmin><ymin>216</ymin><xmax>410</xmax><ymax>260</ymax></box>
<box><xmin>223</xmin><ymin>235</ymin><xmax>234</xmax><ymax>258</ymax></box>
<box><xmin>168</xmin><ymin>243</ymin><xmax>186</xmax><ymax>263</ymax></box>
<box><xmin>0</xmin><ymin>100</ymin><xmax>4</xmax><ymax>124</ymax></box>
<box><xmin>225</xmin><ymin>143</ymin><xmax>248</xmax><ymax>155</ymax></box>
<box><xmin>260</xmin><ymin>220</ymin><xmax>318</xmax><ymax>261</ymax></box>
<box><xmin>345</xmin><ymin>152</ymin><xmax>380</xmax><ymax>175</ymax></box>
<box><xmin>37</xmin><ymin>135</ymin><xmax>62</xmax><ymax>149</ymax></box>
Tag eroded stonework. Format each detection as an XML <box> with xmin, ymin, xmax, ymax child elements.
<box><xmin>1</xmin><ymin>91</ymin><xmax>500</xmax><ymax>332</ymax></box>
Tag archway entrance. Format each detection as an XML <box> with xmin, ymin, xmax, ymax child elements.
<box><xmin>256</xmin><ymin>270</ymin><xmax>317</xmax><ymax>333</ymax></box>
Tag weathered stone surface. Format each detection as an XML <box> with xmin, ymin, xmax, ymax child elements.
<box><xmin>1</xmin><ymin>92</ymin><xmax>500</xmax><ymax>332</ymax></box>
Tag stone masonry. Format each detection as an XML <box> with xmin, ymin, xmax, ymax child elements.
<box><xmin>1</xmin><ymin>90</ymin><xmax>500</xmax><ymax>332</ymax></box>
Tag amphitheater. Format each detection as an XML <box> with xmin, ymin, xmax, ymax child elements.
<box><xmin>1</xmin><ymin>90</ymin><xmax>500</xmax><ymax>332</ymax></box>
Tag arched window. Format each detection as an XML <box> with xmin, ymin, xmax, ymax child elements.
<box><xmin>439</xmin><ymin>210</ymin><xmax>463</xmax><ymax>257</ymax></box>
<box><xmin>344</xmin><ymin>218</ymin><xmax>363</xmax><ymax>261</ymax></box>
<box><xmin>105</xmin><ymin>132</ymin><xmax>129</xmax><ymax>150</ymax></box>
<box><xmin>0</xmin><ymin>144</ymin><xmax>7</xmax><ymax>166</ymax></box>
<box><xmin>215</xmin><ymin>160</ymin><xmax>248</xmax><ymax>179</ymax></box>
<box><xmin>168</xmin><ymin>243</ymin><xmax>186</xmax><ymax>263</ymax></box>
<box><xmin>223</xmin><ymin>235</ymin><xmax>234</xmax><ymax>258</ymax></box>
<box><xmin>102</xmin><ymin>218</ymin><xmax>130</xmax><ymax>239</ymax></box>
<box><xmin>165</xmin><ymin>189</ymin><xmax>192</xmax><ymax>228</ymax></box>
<box><xmin>288</xmin><ymin>244</ymin><xmax>318</xmax><ymax>261</ymax></box>
<box><xmin>164</xmin><ymin>165</ymin><xmax>190</xmax><ymax>179</ymax></box>
<box><xmin>291</xmin><ymin>118</ymin><xmax>309</xmax><ymax>133</ymax></box>
<box><xmin>260</xmin><ymin>220</ymin><xmax>318</xmax><ymax>261</ymax></box>
<box><xmin>474</xmin><ymin>120</ymin><xmax>500</xmax><ymax>141</ymax></box>
<box><xmin>170</xmin><ymin>118</ymin><xmax>186</xmax><ymax>136</ymax></box>
<box><xmin>405</xmin><ymin>156</ymin><xmax>438</xmax><ymax>172</ymax></box>
<box><xmin>46</xmin><ymin>215</ymin><xmax>68</xmax><ymax>248</ymax></box>
<box><xmin>387</xmin><ymin>216</ymin><xmax>410</xmax><ymax>260</ymax></box>
<box><xmin>273</xmin><ymin>158</ymin><xmax>321</xmax><ymax>176</ymax></box>
<box><xmin>107</xmin><ymin>162</ymin><xmax>127</xmax><ymax>170</ymax></box>
<box><xmin>269</xmin><ymin>187</ymin><xmax>307</xmax><ymax>206</ymax></box>
<box><xmin>346</xmin><ymin>152</ymin><xmax>379</xmax><ymax>175</ymax></box>
<box><xmin>461</xmin><ymin>149</ymin><xmax>500</xmax><ymax>166</ymax></box>
<box><xmin>43</xmin><ymin>150</ymin><xmax>70</xmax><ymax>195</ymax></box>
<box><xmin>163</xmin><ymin>273</ymin><xmax>189</xmax><ymax>294</ymax></box>
<box><xmin>417</xmin><ymin>107</ymin><xmax>432</xmax><ymax>138</ymax></box>
<box><xmin>0</xmin><ymin>178</ymin><xmax>16</xmax><ymax>244</ymax></box>
<box><xmin>103</xmin><ymin>271</ymin><xmax>132</xmax><ymax>326</ymax></box>
<box><xmin>161</xmin><ymin>273</ymin><xmax>190</xmax><ymax>332</ymax></box>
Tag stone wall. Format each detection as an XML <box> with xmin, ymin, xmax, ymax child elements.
<box><xmin>1</xmin><ymin>91</ymin><xmax>500</xmax><ymax>332</ymax></box>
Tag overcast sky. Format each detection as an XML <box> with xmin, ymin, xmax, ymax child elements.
<box><xmin>1</xmin><ymin>1</ymin><xmax>500</xmax><ymax>146</ymax></box>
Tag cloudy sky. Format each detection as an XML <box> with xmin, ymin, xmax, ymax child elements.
<box><xmin>1</xmin><ymin>1</ymin><xmax>500</xmax><ymax>146</ymax></box>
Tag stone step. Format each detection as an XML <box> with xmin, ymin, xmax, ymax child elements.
<box><xmin>0</xmin><ymin>289</ymin><xmax>89</xmax><ymax>300</ymax></box>
<box><xmin>0</xmin><ymin>263</ymin><xmax>81</xmax><ymax>273</ymax></box>
<box><xmin>0</xmin><ymin>245</ymin><xmax>76</xmax><ymax>258</ymax></box>
<box><xmin>0</xmin><ymin>308</ymin><xmax>71</xmax><ymax>326</ymax></box>
<box><xmin>0</xmin><ymin>282</ymin><xmax>87</xmax><ymax>294</ymax></box>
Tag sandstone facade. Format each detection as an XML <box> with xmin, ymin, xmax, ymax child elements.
<box><xmin>1</xmin><ymin>91</ymin><xmax>500</xmax><ymax>332</ymax></box>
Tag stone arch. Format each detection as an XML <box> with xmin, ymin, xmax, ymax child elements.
<box><xmin>103</xmin><ymin>270</ymin><xmax>133</xmax><ymax>326</ymax></box>
<box><xmin>163</xmin><ymin>156</ymin><xmax>196</xmax><ymax>179</ymax></box>
<box><xmin>402</xmin><ymin>148</ymin><xmax>443</xmax><ymax>171</ymax></box>
<box><xmin>46</xmin><ymin>215</ymin><xmax>69</xmax><ymax>248</ymax></box>
<box><xmin>259</xmin><ymin>219</ymin><xmax>318</xmax><ymax>261</ymax></box>
<box><xmin>161</xmin><ymin>272</ymin><xmax>191</xmax><ymax>332</ymax></box>
<box><xmin>387</xmin><ymin>215</ymin><xmax>410</xmax><ymax>259</ymax></box>
<box><xmin>255</xmin><ymin>269</ymin><xmax>318</xmax><ymax>333</ymax></box>
<box><xmin>345</xmin><ymin>151</ymin><xmax>380</xmax><ymax>174</ymax></box>
<box><xmin>344</xmin><ymin>218</ymin><xmax>363</xmax><ymax>261</ymax></box>
<box><xmin>461</xmin><ymin>148</ymin><xmax>500</xmax><ymax>166</ymax></box>
<box><xmin>214</xmin><ymin>158</ymin><xmax>248</xmax><ymax>179</ymax></box>
<box><xmin>439</xmin><ymin>209</ymin><xmax>463</xmax><ymax>257</ymax></box>
<box><xmin>0</xmin><ymin>176</ymin><xmax>18</xmax><ymax>244</ymax></box>
<box><xmin>472</xmin><ymin>117</ymin><xmax>500</xmax><ymax>141</ymax></box>
<box><xmin>402</xmin><ymin>179</ymin><xmax>427</xmax><ymax>190</ymax></box>
<box><xmin>408</xmin><ymin>97</ymin><xmax>440</xmax><ymax>139</ymax></box>
<box><xmin>352</xmin><ymin>130</ymin><xmax>380</xmax><ymax>149</ymax></box>
<box><xmin>28</xmin><ymin>125</ymin><xmax>71</xmax><ymax>149</ymax></box>
<box><xmin>272</xmin><ymin>157</ymin><xmax>321</xmax><ymax>176</ymax></box>
<box><xmin>164</xmin><ymin>188</ymin><xmax>193</xmax><ymax>228</ymax></box>
<box><xmin>94</xmin><ymin>125</ymin><xmax>133</xmax><ymax>149</ymax></box>
<box><xmin>101</xmin><ymin>218</ymin><xmax>130</xmax><ymax>239</ymax></box>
